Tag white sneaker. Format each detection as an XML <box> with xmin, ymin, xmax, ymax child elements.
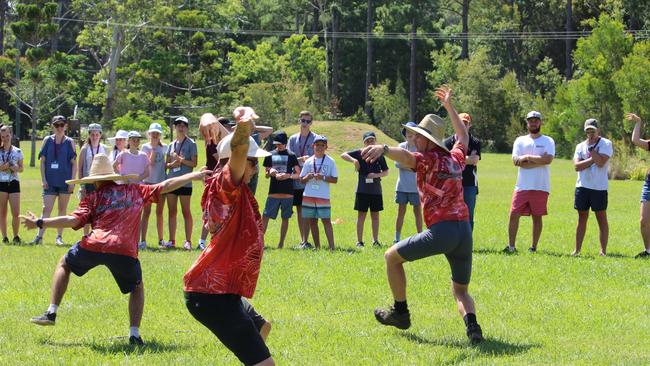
<box><xmin>197</xmin><ymin>241</ymin><xmax>206</xmax><ymax>250</ymax></box>
<box><xmin>138</xmin><ymin>241</ymin><xmax>147</xmax><ymax>250</ymax></box>
<box><xmin>55</xmin><ymin>236</ymin><xmax>65</xmax><ymax>246</ymax></box>
<box><xmin>183</xmin><ymin>240</ymin><xmax>192</xmax><ymax>250</ymax></box>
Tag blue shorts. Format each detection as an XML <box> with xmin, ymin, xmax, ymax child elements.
<box><xmin>263</xmin><ymin>197</ymin><xmax>293</xmax><ymax>219</ymax></box>
<box><xmin>302</xmin><ymin>206</ymin><xmax>331</xmax><ymax>219</ymax></box>
<box><xmin>64</xmin><ymin>244</ymin><xmax>142</xmax><ymax>294</ymax></box>
<box><xmin>575</xmin><ymin>187</ymin><xmax>607</xmax><ymax>211</ymax></box>
<box><xmin>641</xmin><ymin>181</ymin><xmax>650</xmax><ymax>202</ymax></box>
<box><xmin>43</xmin><ymin>185</ymin><xmax>70</xmax><ymax>196</ymax></box>
<box><xmin>395</xmin><ymin>191</ymin><xmax>420</xmax><ymax>206</ymax></box>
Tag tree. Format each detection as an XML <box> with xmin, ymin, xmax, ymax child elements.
<box><xmin>364</xmin><ymin>0</ymin><xmax>374</xmax><ymax>117</ymax></box>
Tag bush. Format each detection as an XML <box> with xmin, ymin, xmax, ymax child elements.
<box><xmin>113</xmin><ymin>110</ymin><xmax>162</xmax><ymax>134</ymax></box>
<box><xmin>608</xmin><ymin>139</ymin><xmax>648</xmax><ymax>180</ymax></box>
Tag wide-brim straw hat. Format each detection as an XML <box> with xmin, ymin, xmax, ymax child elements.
<box><xmin>66</xmin><ymin>153</ymin><xmax>138</xmax><ymax>185</ymax></box>
<box><xmin>404</xmin><ymin>114</ymin><xmax>449</xmax><ymax>152</ymax></box>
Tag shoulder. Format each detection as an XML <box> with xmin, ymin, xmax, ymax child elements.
<box><xmin>187</xmin><ymin>137</ymin><xmax>197</xmax><ymax>145</ymax></box>
<box><xmin>542</xmin><ymin>135</ymin><xmax>555</xmax><ymax>144</ymax></box>
<box><xmin>575</xmin><ymin>141</ymin><xmax>586</xmax><ymax>149</ymax></box>
<box><xmin>398</xmin><ymin>141</ymin><xmax>407</xmax><ymax>149</ymax></box>
<box><xmin>326</xmin><ymin>155</ymin><xmax>336</xmax><ymax>163</ymax></box>
<box><xmin>602</xmin><ymin>137</ymin><xmax>613</xmax><ymax>145</ymax></box>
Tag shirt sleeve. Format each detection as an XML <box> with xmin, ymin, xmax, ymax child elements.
<box><xmin>474</xmin><ymin>138</ymin><xmax>482</xmax><ymax>159</ymax></box>
<box><xmin>600</xmin><ymin>139</ymin><xmax>613</xmax><ymax>158</ymax></box>
<box><xmin>348</xmin><ymin>150</ymin><xmax>361</xmax><ymax>161</ymax></box>
<box><xmin>573</xmin><ymin>144</ymin><xmax>581</xmax><ymax>160</ymax></box>
<box><xmin>263</xmin><ymin>155</ymin><xmax>272</xmax><ymax>168</ymax></box>
<box><xmin>289</xmin><ymin>154</ymin><xmax>299</xmax><ymax>170</ymax></box>
<box><xmin>189</xmin><ymin>140</ymin><xmax>198</xmax><ymax>158</ymax></box>
<box><xmin>379</xmin><ymin>156</ymin><xmax>389</xmax><ymax>171</ymax></box>
<box><xmin>546</xmin><ymin>137</ymin><xmax>556</xmax><ymax>157</ymax></box>
<box><xmin>414</xmin><ymin>152</ymin><xmax>432</xmax><ymax>176</ymax></box>
<box><xmin>512</xmin><ymin>137</ymin><xmax>522</xmax><ymax>158</ymax></box>
<box><xmin>329</xmin><ymin>158</ymin><xmax>338</xmax><ymax>178</ymax></box>
<box><xmin>300</xmin><ymin>159</ymin><xmax>311</xmax><ymax>178</ymax></box>
<box><xmin>452</xmin><ymin>142</ymin><xmax>467</xmax><ymax>170</ymax></box>
<box><xmin>138</xmin><ymin>184</ymin><xmax>163</xmax><ymax>205</ymax></box>
<box><xmin>38</xmin><ymin>136</ymin><xmax>50</xmax><ymax>159</ymax></box>
<box><xmin>70</xmin><ymin>194</ymin><xmax>94</xmax><ymax>230</ymax></box>
<box><xmin>287</xmin><ymin>136</ymin><xmax>296</xmax><ymax>155</ymax></box>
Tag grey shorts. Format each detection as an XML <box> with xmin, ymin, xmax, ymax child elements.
<box><xmin>395</xmin><ymin>220</ymin><xmax>473</xmax><ymax>285</ymax></box>
<box><xmin>395</xmin><ymin>191</ymin><xmax>420</xmax><ymax>206</ymax></box>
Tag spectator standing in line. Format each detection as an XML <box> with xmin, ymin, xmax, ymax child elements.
<box><xmin>341</xmin><ymin>132</ymin><xmax>389</xmax><ymax>247</ymax></box>
<box><xmin>108</xmin><ymin>130</ymin><xmax>128</xmax><ymax>164</ymax></box>
<box><xmin>140</xmin><ymin>123</ymin><xmax>167</xmax><ymax>249</ymax></box>
<box><xmin>444</xmin><ymin>113</ymin><xmax>481</xmax><ymax>230</ymax></box>
<box><xmin>505</xmin><ymin>111</ymin><xmax>555</xmax><ymax>253</ymax></box>
<box><xmin>394</xmin><ymin>122</ymin><xmax>423</xmax><ymax>243</ymax></box>
<box><xmin>31</xmin><ymin>116</ymin><xmax>77</xmax><ymax>246</ymax></box>
<box><xmin>288</xmin><ymin>111</ymin><xmax>316</xmax><ymax>249</ymax></box>
<box><xmin>0</xmin><ymin>125</ymin><xmax>23</xmax><ymax>244</ymax></box>
<box><xmin>77</xmin><ymin>123</ymin><xmax>108</xmax><ymax>237</ymax></box>
<box><xmin>113</xmin><ymin>131</ymin><xmax>149</xmax><ymax>184</ymax></box>
<box><xmin>572</xmin><ymin>119</ymin><xmax>613</xmax><ymax>257</ymax></box>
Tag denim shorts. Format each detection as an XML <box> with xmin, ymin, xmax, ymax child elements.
<box><xmin>43</xmin><ymin>185</ymin><xmax>70</xmax><ymax>196</ymax></box>
<box><xmin>641</xmin><ymin>181</ymin><xmax>650</xmax><ymax>202</ymax></box>
<box><xmin>263</xmin><ymin>197</ymin><xmax>293</xmax><ymax>219</ymax></box>
<box><xmin>395</xmin><ymin>191</ymin><xmax>420</xmax><ymax>206</ymax></box>
<box><xmin>302</xmin><ymin>206</ymin><xmax>331</xmax><ymax>219</ymax></box>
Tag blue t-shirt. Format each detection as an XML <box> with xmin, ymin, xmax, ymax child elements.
<box><xmin>395</xmin><ymin>141</ymin><xmax>418</xmax><ymax>193</ymax></box>
<box><xmin>165</xmin><ymin>137</ymin><xmax>198</xmax><ymax>188</ymax></box>
<box><xmin>38</xmin><ymin>135</ymin><xmax>77</xmax><ymax>188</ymax></box>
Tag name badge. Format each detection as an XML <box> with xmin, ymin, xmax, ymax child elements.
<box><xmin>311</xmin><ymin>183</ymin><xmax>320</xmax><ymax>191</ymax></box>
<box><xmin>365</xmin><ymin>178</ymin><xmax>374</xmax><ymax>184</ymax></box>
<box><xmin>172</xmin><ymin>167</ymin><xmax>181</xmax><ymax>173</ymax></box>
<box><xmin>51</xmin><ymin>162</ymin><xmax>59</xmax><ymax>169</ymax></box>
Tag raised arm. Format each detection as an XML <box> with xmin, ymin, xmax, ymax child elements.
<box><xmin>435</xmin><ymin>85</ymin><xmax>468</xmax><ymax>148</ymax></box>
<box><xmin>229</xmin><ymin>107</ymin><xmax>255</xmax><ymax>186</ymax></box>
<box><xmin>629</xmin><ymin>113</ymin><xmax>650</xmax><ymax>150</ymax></box>
<box><xmin>199</xmin><ymin>113</ymin><xmax>230</xmax><ymax>145</ymax></box>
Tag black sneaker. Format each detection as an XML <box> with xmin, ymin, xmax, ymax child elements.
<box><xmin>30</xmin><ymin>236</ymin><xmax>43</xmax><ymax>245</ymax></box>
<box><xmin>2</xmin><ymin>237</ymin><xmax>8</xmax><ymax>244</ymax></box>
<box><xmin>635</xmin><ymin>251</ymin><xmax>650</xmax><ymax>259</ymax></box>
<box><xmin>374</xmin><ymin>307</ymin><xmax>411</xmax><ymax>330</ymax></box>
<box><xmin>31</xmin><ymin>312</ymin><xmax>56</xmax><ymax>326</ymax></box>
<box><xmin>528</xmin><ymin>247</ymin><xmax>537</xmax><ymax>253</ymax></box>
<box><xmin>466</xmin><ymin>322</ymin><xmax>484</xmax><ymax>344</ymax></box>
<box><xmin>356</xmin><ymin>242</ymin><xmax>365</xmax><ymax>248</ymax></box>
<box><xmin>372</xmin><ymin>240</ymin><xmax>382</xmax><ymax>247</ymax></box>
<box><xmin>299</xmin><ymin>242</ymin><xmax>314</xmax><ymax>250</ymax></box>
<box><xmin>12</xmin><ymin>236</ymin><xmax>21</xmax><ymax>244</ymax></box>
<box><xmin>502</xmin><ymin>246</ymin><xmax>516</xmax><ymax>253</ymax></box>
<box><xmin>129</xmin><ymin>335</ymin><xmax>144</xmax><ymax>346</ymax></box>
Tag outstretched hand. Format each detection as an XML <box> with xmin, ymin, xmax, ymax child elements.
<box><xmin>361</xmin><ymin>144</ymin><xmax>384</xmax><ymax>164</ymax></box>
<box><xmin>199</xmin><ymin>113</ymin><xmax>221</xmax><ymax>145</ymax></box>
<box><xmin>435</xmin><ymin>84</ymin><xmax>453</xmax><ymax>107</ymax></box>
<box><xmin>19</xmin><ymin>211</ymin><xmax>39</xmax><ymax>230</ymax></box>
<box><xmin>626</xmin><ymin>113</ymin><xmax>642</xmax><ymax>123</ymax></box>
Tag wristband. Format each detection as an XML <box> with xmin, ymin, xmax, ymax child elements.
<box><xmin>383</xmin><ymin>144</ymin><xmax>389</xmax><ymax>155</ymax></box>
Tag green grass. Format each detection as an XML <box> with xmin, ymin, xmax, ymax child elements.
<box><xmin>1</xmin><ymin>132</ymin><xmax>649</xmax><ymax>365</ymax></box>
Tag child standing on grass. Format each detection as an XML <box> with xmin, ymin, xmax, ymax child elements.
<box><xmin>394</xmin><ymin>122</ymin><xmax>423</xmax><ymax>243</ymax></box>
<box><xmin>0</xmin><ymin>125</ymin><xmax>23</xmax><ymax>244</ymax></box>
<box><xmin>300</xmin><ymin>135</ymin><xmax>338</xmax><ymax>250</ymax></box>
<box><xmin>113</xmin><ymin>131</ymin><xmax>149</xmax><ymax>185</ymax></box>
<box><xmin>140</xmin><ymin>123</ymin><xmax>167</xmax><ymax>249</ymax></box>
<box><xmin>108</xmin><ymin>130</ymin><xmax>128</xmax><ymax>164</ymax></box>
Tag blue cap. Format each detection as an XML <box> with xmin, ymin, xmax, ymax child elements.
<box><xmin>401</xmin><ymin>121</ymin><xmax>417</xmax><ymax>137</ymax></box>
<box><xmin>313</xmin><ymin>135</ymin><xmax>328</xmax><ymax>144</ymax></box>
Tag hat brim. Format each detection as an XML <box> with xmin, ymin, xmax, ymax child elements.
<box><xmin>584</xmin><ymin>126</ymin><xmax>597</xmax><ymax>131</ymax></box>
<box><xmin>251</xmin><ymin>148</ymin><xmax>271</xmax><ymax>158</ymax></box>
<box><xmin>66</xmin><ymin>174</ymin><xmax>139</xmax><ymax>185</ymax></box>
<box><xmin>404</xmin><ymin>125</ymin><xmax>449</xmax><ymax>153</ymax></box>
<box><xmin>147</xmin><ymin>129</ymin><xmax>163</xmax><ymax>134</ymax></box>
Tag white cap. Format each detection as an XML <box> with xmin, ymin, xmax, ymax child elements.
<box><xmin>147</xmin><ymin>123</ymin><xmax>163</xmax><ymax>134</ymax></box>
<box><xmin>217</xmin><ymin>133</ymin><xmax>271</xmax><ymax>159</ymax></box>
<box><xmin>526</xmin><ymin>111</ymin><xmax>542</xmax><ymax>120</ymax></box>
<box><xmin>128</xmin><ymin>131</ymin><xmax>142</xmax><ymax>139</ymax></box>
<box><xmin>107</xmin><ymin>129</ymin><xmax>128</xmax><ymax>144</ymax></box>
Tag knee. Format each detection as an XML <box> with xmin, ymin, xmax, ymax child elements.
<box><xmin>384</xmin><ymin>248</ymin><xmax>403</xmax><ymax>265</ymax></box>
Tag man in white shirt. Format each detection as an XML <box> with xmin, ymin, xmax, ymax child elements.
<box><xmin>572</xmin><ymin>119</ymin><xmax>612</xmax><ymax>256</ymax></box>
<box><xmin>505</xmin><ymin>111</ymin><xmax>555</xmax><ymax>253</ymax></box>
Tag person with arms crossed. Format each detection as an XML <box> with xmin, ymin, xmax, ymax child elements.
<box><xmin>393</xmin><ymin>122</ymin><xmax>423</xmax><ymax>243</ymax></box>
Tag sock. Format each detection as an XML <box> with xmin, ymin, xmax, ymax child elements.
<box><xmin>199</xmin><ymin>239</ymin><xmax>205</xmax><ymax>245</ymax></box>
<box><xmin>463</xmin><ymin>313</ymin><xmax>477</xmax><ymax>326</ymax></box>
<box><xmin>393</xmin><ymin>300</ymin><xmax>408</xmax><ymax>314</ymax></box>
<box><xmin>129</xmin><ymin>326</ymin><xmax>140</xmax><ymax>338</ymax></box>
<box><xmin>47</xmin><ymin>304</ymin><xmax>58</xmax><ymax>314</ymax></box>
<box><xmin>395</xmin><ymin>232</ymin><xmax>401</xmax><ymax>242</ymax></box>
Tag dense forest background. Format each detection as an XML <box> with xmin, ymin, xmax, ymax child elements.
<box><xmin>0</xmin><ymin>0</ymin><xmax>649</xmax><ymax>167</ymax></box>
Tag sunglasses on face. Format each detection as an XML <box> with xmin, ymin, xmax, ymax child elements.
<box><xmin>53</xmin><ymin>123</ymin><xmax>65</xmax><ymax>128</ymax></box>
<box><xmin>300</xmin><ymin>118</ymin><xmax>312</xmax><ymax>124</ymax></box>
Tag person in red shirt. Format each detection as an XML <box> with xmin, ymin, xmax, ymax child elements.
<box><xmin>185</xmin><ymin>107</ymin><xmax>275</xmax><ymax>366</ymax></box>
<box><xmin>22</xmin><ymin>153</ymin><xmax>210</xmax><ymax>346</ymax></box>
<box><xmin>361</xmin><ymin>85</ymin><xmax>484</xmax><ymax>344</ymax></box>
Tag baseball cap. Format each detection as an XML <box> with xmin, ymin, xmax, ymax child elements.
<box><xmin>584</xmin><ymin>118</ymin><xmax>598</xmax><ymax>131</ymax></box>
<box><xmin>401</xmin><ymin>121</ymin><xmax>417</xmax><ymax>137</ymax></box>
<box><xmin>128</xmin><ymin>131</ymin><xmax>142</xmax><ymax>139</ymax></box>
<box><xmin>313</xmin><ymin>135</ymin><xmax>328</xmax><ymax>144</ymax></box>
<box><xmin>273</xmin><ymin>131</ymin><xmax>288</xmax><ymax>145</ymax></box>
<box><xmin>173</xmin><ymin>116</ymin><xmax>189</xmax><ymax>125</ymax></box>
<box><xmin>51</xmin><ymin>115</ymin><xmax>67</xmax><ymax>124</ymax></box>
<box><xmin>362</xmin><ymin>131</ymin><xmax>376</xmax><ymax>142</ymax></box>
<box><xmin>526</xmin><ymin>111</ymin><xmax>542</xmax><ymax>120</ymax></box>
<box><xmin>88</xmin><ymin>123</ymin><xmax>102</xmax><ymax>132</ymax></box>
<box><xmin>147</xmin><ymin>122</ymin><xmax>163</xmax><ymax>134</ymax></box>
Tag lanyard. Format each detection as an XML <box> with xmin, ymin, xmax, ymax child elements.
<box><xmin>90</xmin><ymin>143</ymin><xmax>100</xmax><ymax>158</ymax></box>
<box><xmin>1</xmin><ymin>147</ymin><xmax>10</xmax><ymax>163</ymax></box>
<box><xmin>175</xmin><ymin>137</ymin><xmax>187</xmax><ymax>156</ymax></box>
<box><xmin>314</xmin><ymin>155</ymin><xmax>326</xmax><ymax>174</ymax></box>
<box><xmin>299</xmin><ymin>132</ymin><xmax>312</xmax><ymax>157</ymax></box>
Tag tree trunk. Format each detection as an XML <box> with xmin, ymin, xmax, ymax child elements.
<box><xmin>102</xmin><ymin>25</ymin><xmax>124</xmax><ymax>125</ymax></box>
<box><xmin>311</xmin><ymin>1</ymin><xmax>320</xmax><ymax>33</ymax></box>
<box><xmin>409</xmin><ymin>11</ymin><xmax>417</xmax><ymax>122</ymax></box>
<box><xmin>364</xmin><ymin>0</ymin><xmax>373</xmax><ymax>117</ymax></box>
<box><xmin>460</xmin><ymin>0</ymin><xmax>470</xmax><ymax>59</ymax></box>
<box><xmin>50</xmin><ymin>0</ymin><xmax>66</xmax><ymax>53</ymax></box>
<box><xmin>0</xmin><ymin>0</ymin><xmax>6</xmax><ymax>54</ymax></box>
<box><xmin>29</xmin><ymin>88</ymin><xmax>38</xmax><ymax>167</ymax></box>
<box><xmin>322</xmin><ymin>3</ymin><xmax>329</xmax><ymax>100</ymax></box>
<box><xmin>565</xmin><ymin>0</ymin><xmax>573</xmax><ymax>79</ymax></box>
<box><xmin>331</xmin><ymin>5</ymin><xmax>339</xmax><ymax>99</ymax></box>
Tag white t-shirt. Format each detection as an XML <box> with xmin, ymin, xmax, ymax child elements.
<box><xmin>512</xmin><ymin>134</ymin><xmax>555</xmax><ymax>192</ymax></box>
<box><xmin>574</xmin><ymin>137</ymin><xmax>613</xmax><ymax>191</ymax></box>
<box><xmin>300</xmin><ymin>154</ymin><xmax>338</xmax><ymax>200</ymax></box>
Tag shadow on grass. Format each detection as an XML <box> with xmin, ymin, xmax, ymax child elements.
<box><xmin>400</xmin><ymin>332</ymin><xmax>538</xmax><ymax>356</ymax></box>
<box><xmin>39</xmin><ymin>337</ymin><xmax>186</xmax><ymax>355</ymax></box>
<box><xmin>474</xmin><ymin>247</ymin><xmax>632</xmax><ymax>259</ymax></box>
<box><xmin>285</xmin><ymin>246</ymin><xmax>360</xmax><ymax>254</ymax></box>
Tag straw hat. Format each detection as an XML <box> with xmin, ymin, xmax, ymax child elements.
<box><xmin>404</xmin><ymin>114</ymin><xmax>449</xmax><ymax>152</ymax></box>
<box><xmin>66</xmin><ymin>154</ymin><xmax>138</xmax><ymax>185</ymax></box>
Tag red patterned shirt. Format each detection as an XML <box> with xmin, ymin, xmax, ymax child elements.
<box><xmin>71</xmin><ymin>182</ymin><xmax>162</xmax><ymax>258</ymax></box>
<box><xmin>183</xmin><ymin>165</ymin><xmax>264</xmax><ymax>298</ymax></box>
<box><xmin>414</xmin><ymin>142</ymin><xmax>469</xmax><ymax>227</ymax></box>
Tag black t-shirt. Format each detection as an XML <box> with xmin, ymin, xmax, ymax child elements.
<box><xmin>348</xmin><ymin>149</ymin><xmax>389</xmax><ymax>195</ymax></box>
<box><xmin>263</xmin><ymin>149</ymin><xmax>300</xmax><ymax>195</ymax></box>
<box><xmin>444</xmin><ymin>133</ymin><xmax>481</xmax><ymax>189</ymax></box>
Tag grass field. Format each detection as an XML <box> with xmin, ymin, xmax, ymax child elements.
<box><xmin>1</xmin><ymin>127</ymin><xmax>649</xmax><ymax>365</ymax></box>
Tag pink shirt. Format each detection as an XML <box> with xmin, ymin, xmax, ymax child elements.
<box><xmin>115</xmin><ymin>150</ymin><xmax>149</xmax><ymax>183</ymax></box>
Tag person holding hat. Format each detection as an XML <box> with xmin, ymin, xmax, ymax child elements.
<box><xmin>108</xmin><ymin>129</ymin><xmax>128</xmax><ymax>163</ymax></box>
<box><xmin>32</xmin><ymin>116</ymin><xmax>77</xmax><ymax>245</ymax></box>
<box><xmin>628</xmin><ymin>112</ymin><xmax>650</xmax><ymax>258</ymax></box>
<box><xmin>113</xmin><ymin>131</ymin><xmax>149</xmax><ymax>184</ymax></box>
<box><xmin>300</xmin><ymin>135</ymin><xmax>338</xmax><ymax>250</ymax></box>
<box><xmin>341</xmin><ymin>131</ymin><xmax>389</xmax><ymax>247</ymax></box>
<box><xmin>505</xmin><ymin>110</ymin><xmax>555</xmax><ymax>253</ymax></box>
<box><xmin>444</xmin><ymin>113</ymin><xmax>482</xmax><ymax>230</ymax></box>
<box><xmin>393</xmin><ymin>122</ymin><xmax>423</xmax><ymax>243</ymax></box>
<box><xmin>164</xmin><ymin>116</ymin><xmax>198</xmax><ymax>250</ymax></box>
<box><xmin>361</xmin><ymin>85</ymin><xmax>484</xmax><ymax>344</ymax></box>
<box><xmin>184</xmin><ymin>107</ymin><xmax>276</xmax><ymax>365</ymax></box>
<box><xmin>0</xmin><ymin>125</ymin><xmax>24</xmax><ymax>244</ymax></box>
<box><xmin>261</xmin><ymin>131</ymin><xmax>301</xmax><ymax>248</ymax></box>
<box><xmin>23</xmin><ymin>153</ymin><xmax>211</xmax><ymax>346</ymax></box>
<box><xmin>572</xmin><ymin>118</ymin><xmax>612</xmax><ymax>256</ymax></box>
<box><xmin>78</xmin><ymin>123</ymin><xmax>108</xmax><ymax>237</ymax></box>
<box><xmin>140</xmin><ymin>123</ymin><xmax>168</xmax><ymax>249</ymax></box>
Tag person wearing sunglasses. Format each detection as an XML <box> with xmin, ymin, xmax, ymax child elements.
<box><xmin>32</xmin><ymin>116</ymin><xmax>77</xmax><ymax>245</ymax></box>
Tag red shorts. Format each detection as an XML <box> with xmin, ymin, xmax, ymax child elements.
<box><xmin>510</xmin><ymin>190</ymin><xmax>549</xmax><ymax>216</ymax></box>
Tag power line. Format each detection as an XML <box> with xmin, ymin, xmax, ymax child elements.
<box><xmin>53</xmin><ymin>17</ymin><xmax>650</xmax><ymax>41</ymax></box>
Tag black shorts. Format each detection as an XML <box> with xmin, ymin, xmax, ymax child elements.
<box><xmin>0</xmin><ymin>180</ymin><xmax>20</xmax><ymax>194</ymax></box>
<box><xmin>64</xmin><ymin>244</ymin><xmax>142</xmax><ymax>294</ymax></box>
<box><xmin>185</xmin><ymin>292</ymin><xmax>271</xmax><ymax>365</ymax></box>
<box><xmin>169</xmin><ymin>186</ymin><xmax>193</xmax><ymax>196</ymax></box>
<box><xmin>574</xmin><ymin>187</ymin><xmax>608</xmax><ymax>212</ymax></box>
<box><xmin>354</xmin><ymin>192</ymin><xmax>384</xmax><ymax>212</ymax></box>
<box><xmin>293</xmin><ymin>189</ymin><xmax>304</xmax><ymax>206</ymax></box>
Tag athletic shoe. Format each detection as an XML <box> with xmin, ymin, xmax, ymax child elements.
<box><xmin>55</xmin><ymin>236</ymin><xmax>65</xmax><ymax>246</ymax></box>
<box><xmin>2</xmin><ymin>237</ymin><xmax>8</xmax><ymax>244</ymax></box>
<box><xmin>298</xmin><ymin>242</ymin><xmax>314</xmax><ymax>250</ymax></box>
<box><xmin>12</xmin><ymin>236</ymin><xmax>21</xmax><ymax>244</ymax></box>
<box><xmin>356</xmin><ymin>242</ymin><xmax>365</xmax><ymax>248</ymax></box>
<box><xmin>31</xmin><ymin>312</ymin><xmax>56</xmax><ymax>326</ymax></box>
<box><xmin>635</xmin><ymin>251</ymin><xmax>650</xmax><ymax>259</ymax></box>
<box><xmin>502</xmin><ymin>246</ymin><xmax>516</xmax><ymax>253</ymax></box>
<box><xmin>528</xmin><ymin>247</ymin><xmax>537</xmax><ymax>253</ymax></box>
<box><xmin>138</xmin><ymin>241</ymin><xmax>147</xmax><ymax>250</ymax></box>
<box><xmin>372</xmin><ymin>240</ymin><xmax>382</xmax><ymax>247</ymax></box>
<box><xmin>197</xmin><ymin>242</ymin><xmax>206</xmax><ymax>251</ymax></box>
<box><xmin>158</xmin><ymin>239</ymin><xmax>166</xmax><ymax>247</ymax></box>
<box><xmin>183</xmin><ymin>240</ymin><xmax>192</xmax><ymax>250</ymax></box>
<box><xmin>466</xmin><ymin>322</ymin><xmax>484</xmax><ymax>344</ymax></box>
<box><xmin>129</xmin><ymin>336</ymin><xmax>144</xmax><ymax>346</ymax></box>
<box><xmin>30</xmin><ymin>236</ymin><xmax>42</xmax><ymax>245</ymax></box>
<box><xmin>162</xmin><ymin>240</ymin><xmax>175</xmax><ymax>248</ymax></box>
<box><xmin>374</xmin><ymin>307</ymin><xmax>411</xmax><ymax>330</ymax></box>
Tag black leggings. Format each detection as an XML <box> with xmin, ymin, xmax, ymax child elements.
<box><xmin>185</xmin><ymin>292</ymin><xmax>270</xmax><ymax>365</ymax></box>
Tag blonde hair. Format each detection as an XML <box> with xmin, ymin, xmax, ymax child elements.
<box><xmin>0</xmin><ymin>125</ymin><xmax>13</xmax><ymax>151</ymax></box>
<box><xmin>299</xmin><ymin>110</ymin><xmax>312</xmax><ymax>118</ymax></box>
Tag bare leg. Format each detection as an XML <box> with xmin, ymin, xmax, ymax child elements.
<box><xmin>641</xmin><ymin>202</ymin><xmax>650</xmax><ymax>251</ymax></box>
<box><xmin>262</xmin><ymin>216</ymin><xmax>270</xmax><ymax>234</ymax></box>
<box><xmin>573</xmin><ymin>210</ymin><xmax>589</xmax><ymax>255</ymax></box>
<box><xmin>155</xmin><ymin>197</ymin><xmax>165</xmax><ymax>242</ymax></box>
<box><xmin>167</xmin><ymin>194</ymin><xmax>178</xmax><ymax>243</ymax></box>
<box><xmin>129</xmin><ymin>282</ymin><xmax>144</xmax><ymax>328</ymax></box>
<box><xmin>50</xmin><ymin>257</ymin><xmax>72</xmax><ymax>306</ymax></box>
<box><xmin>508</xmin><ymin>212</ymin><xmax>521</xmax><ymax>247</ymax></box>
<box><xmin>322</xmin><ymin>218</ymin><xmax>335</xmax><ymax>250</ymax></box>
<box><xmin>57</xmin><ymin>194</ymin><xmax>72</xmax><ymax>238</ymax></box>
<box><xmin>531</xmin><ymin>215</ymin><xmax>543</xmax><ymax>250</ymax></box>
<box><xmin>0</xmin><ymin>192</ymin><xmax>8</xmax><ymax>238</ymax></box>
<box><xmin>413</xmin><ymin>204</ymin><xmax>423</xmax><ymax>233</ymax></box>
<box><xmin>356</xmin><ymin>211</ymin><xmax>366</xmax><ymax>243</ymax></box>
<box><xmin>395</xmin><ymin>204</ymin><xmax>407</xmax><ymax>238</ymax></box>
<box><xmin>296</xmin><ymin>205</ymin><xmax>307</xmax><ymax>243</ymax></box>
<box><xmin>279</xmin><ymin>218</ymin><xmax>289</xmax><ymax>248</ymax></box>
<box><xmin>255</xmin><ymin>357</ymin><xmax>275</xmax><ymax>366</ymax></box>
<box><xmin>39</xmin><ymin>194</ymin><xmax>56</xmax><ymax>238</ymax></box>
<box><xmin>180</xmin><ymin>195</ymin><xmax>193</xmax><ymax>242</ymax></box>
<box><xmin>594</xmin><ymin>210</ymin><xmax>608</xmax><ymax>256</ymax></box>
<box><xmin>309</xmin><ymin>219</ymin><xmax>320</xmax><ymax>249</ymax></box>
<box><xmin>451</xmin><ymin>281</ymin><xmax>476</xmax><ymax>317</ymax></box>
<box><xmin>384</xmin><ymin>246</ymin><xmax>407</xmax><ymax>301</ymax></box>
<box><xmin>141</xmin><ymin>202</ymin><xmax>152</xmax><ymax>242</ymax></box>
<box><xmin>370</xmin><ymin>211</ymin><xmax>380</xmax><ymax>242</ymax></box>
<box><xmin>9</xmin><ymin>192</ymin><xmax>20</xmax><ymax>238</ymax></box>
